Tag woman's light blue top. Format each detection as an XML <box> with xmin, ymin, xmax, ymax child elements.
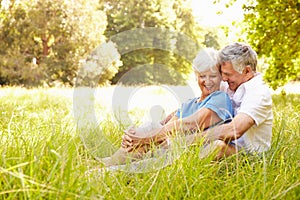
<box><xmin>175</xmin><ymin>91</ymin><xmax>234</xmax><ymax>121</ymax></box>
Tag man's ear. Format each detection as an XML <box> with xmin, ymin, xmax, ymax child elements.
<box><xmin>243</xmin><ymin>66</ymin><xmax>254</xmax><ymax>81</ymax></box>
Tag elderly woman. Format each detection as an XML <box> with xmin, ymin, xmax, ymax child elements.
<box><xmin>102</xmin><ymin>48</ymin><xmax>234</xmax><ymax>166</ymax></box>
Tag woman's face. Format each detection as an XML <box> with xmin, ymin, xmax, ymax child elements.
<box><xmin>196</xmin><ymin>66</ymin><xmax>222</xmax><ymax>97</ymax></box>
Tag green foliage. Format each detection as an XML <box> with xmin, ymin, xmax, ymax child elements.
<box><xmin>203</xmin><ymin>30</ymin><xmax>221</xmax><ymax>49</ymax></box>
<box><xmin>243</xmin><ymin>0</ymin><xmax>300</xmax><ymax>89</ymax></box>
<box><xmin>0</xmin><ymin>88</ymin><xmax>299</xmax><ymax>198</ymax></box>
<box><xmin>104</xmin><ymin>0</ymin><xmax>204</xmax><ymax>85</ymax></box>
<box><xmin>0</xmin><ymin>0</ymin><xmax>107</xmax><ymax>86</ymax></box>
<box><xmin>0</xmin><ymin>0</ymin><xmax>211</xmax><ymax>87</ymax></box>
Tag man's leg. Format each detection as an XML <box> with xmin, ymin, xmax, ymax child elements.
<box><xmin>214</xmin><ymin>140</ymin><xmax>238</xmax><ymax>160</ymax></box>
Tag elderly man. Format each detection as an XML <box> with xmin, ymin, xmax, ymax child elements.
<box><xmin>190</xmin><ymin>42</ymin><xmax>273</xmax><ymax>158</ymax></box>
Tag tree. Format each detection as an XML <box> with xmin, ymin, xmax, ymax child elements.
<box><xmin>243</xmin><ymin>0</ymin><xmax>300</xmax><ymax>89</ymax></box>
<box><xmin>103</xmin><ymin>0</ymin><xmax>203</xmax><ymax>85</ymax></box>
<box><xmin>0</xmin><ymin>0</ymin><xmax>111</xmax><ymax>86</ymax></box>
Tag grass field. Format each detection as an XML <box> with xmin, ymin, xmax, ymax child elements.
<box><xmin>0</xmin><ymin>87</ymin><xmax>299</xmax><ymax>199</ymax></box>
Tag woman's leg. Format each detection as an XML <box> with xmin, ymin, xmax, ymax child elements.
<box><xmin>101</xmin><ymin>147</ymin><xmax>145</xmax><ymax>166</ymax></box>
<box><xmin>102</xmin><ymin>107</ymin><xmax>223</xmax><ymax>166</ymax></box>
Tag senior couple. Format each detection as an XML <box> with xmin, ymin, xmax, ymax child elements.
<box><xmin>102</xmin><ymin>42</ymin><xmax>273</xmax><ymax>166</ymax></box>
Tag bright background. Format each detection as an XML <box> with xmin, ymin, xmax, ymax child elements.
<box><xmin>191</xmin><ymin>0</ymin><xmax>245</xmax><ymax>27</ymax></box>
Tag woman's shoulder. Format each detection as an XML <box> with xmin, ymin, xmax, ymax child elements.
<box><xmin>210</xmin><ymin>91</ymin><xmax>229</xmax><ymax>98</ymax></box>
<box><xmin>185</xmin><ymin>97</ymin><xmax>199</xmax><ymax>104</ymax></box>
<box><xmin>207</xmin><ymin>91</ymin><xmax>233</xmax><ymax>114</ymax></box>
<box><xmin>206</xmin><ymin>91</ymin><xmax>231</xmax><ymax>104</ymax></box>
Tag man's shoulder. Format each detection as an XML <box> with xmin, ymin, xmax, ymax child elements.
<box><xmin>244</xmin><ymin>74</ymin><xmax>271</xmax><ymax>96</ymax></box>
<box><xmin>245</xmin><ymin>73</ymin><xmax>267</xmax><ymax>88</ymax></box>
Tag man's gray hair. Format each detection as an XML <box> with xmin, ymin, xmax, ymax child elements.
<box><xmin>218</xmin><ymin>42</ymin><xmax>257</xmax><ymax>73</ymax></box>
<box><xmin>192</xmin><ymin>48</ymin><xmax>219</xmax><ymax>73</ymax></box>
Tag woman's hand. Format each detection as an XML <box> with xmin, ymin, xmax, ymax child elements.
<box><xmin>121</xmin><ymin>134</ymin><xmax>133</xmax><ymax>149</ymax></box>
<box><xmin>121</xmin><ymin>126</ymin><xmax>150</xmax><ymax>149</ymax></box>
<box><xmin>124</xmin><ymin>126</ymin><xmax>137</xmax><ymax>135</ymax></box>
<box><xmin>122</xmin><ymin>133</ymin><xmax>152</xmax><ymax>152</ymax></box>
<box><xmin>121</xmin><ymin>125</ymin><xmax>167</xmax><ymax>152</ymax></box>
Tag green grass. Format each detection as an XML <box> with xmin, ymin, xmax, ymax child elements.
<box><xmin>0</xmin><ymin>87</ymin><xmax>299</xmax><ymax>199</ymax></box>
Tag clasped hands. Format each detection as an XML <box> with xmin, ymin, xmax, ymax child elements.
<box><xmin>121</xmin><ymin>127</ymin><xmax>153</xmax><ymax>152</ymax></box>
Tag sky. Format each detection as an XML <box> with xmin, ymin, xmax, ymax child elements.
<box><xmin>191</xmin><ymin>0</ymin><xmax>245</xmax><ymax>27</ymax></box>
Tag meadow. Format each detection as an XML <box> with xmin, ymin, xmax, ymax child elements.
<box><xmin>0</xmin><ymin>86</ymin><xmax>299</xmax><ymax>199</ymax></box>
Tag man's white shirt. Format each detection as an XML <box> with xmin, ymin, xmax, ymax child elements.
<box><xmin>221</xmin><ymin>73</ymin><xmax>273</xmax><ymax>153</ymax></box>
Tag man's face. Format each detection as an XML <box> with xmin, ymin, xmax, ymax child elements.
<box><xmin>221</xmin><ymin>62</ymin><xmax>245</xmax><ymax>91</ymax></box>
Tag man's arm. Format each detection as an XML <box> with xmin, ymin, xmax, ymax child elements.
<box><xmin>186</xmin><ymin>113</ymin><xmax>255</xmax><ymax>145</ymax></box>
